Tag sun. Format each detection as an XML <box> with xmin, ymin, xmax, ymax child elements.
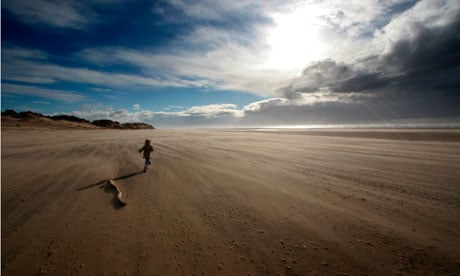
<box><xmin>264</xmin><ymin>4</ymin><xmax>327</xmax><ymax>72</ymax></box>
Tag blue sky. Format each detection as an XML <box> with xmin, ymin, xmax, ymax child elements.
<box><xmin>2</xmin><ymin>0</ymin><xmax>460</xmax><ymax>127</ymax></box>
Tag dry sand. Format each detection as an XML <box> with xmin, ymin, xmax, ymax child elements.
<box><xmin>2</xmin><ymin>128</ymin><xmax>460</xmax><ymax>275</ymax></box>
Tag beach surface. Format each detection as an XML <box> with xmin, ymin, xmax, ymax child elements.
<box><xmin>2</xmin><ymin>128</ymin><xmax>460</xmax><ymax>275</ymax></box>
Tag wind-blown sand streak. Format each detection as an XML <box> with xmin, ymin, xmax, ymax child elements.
<box><xmin>2</xmin><ymin>128</ymin><xmax>460</xmax><ymax>275</ymax></box>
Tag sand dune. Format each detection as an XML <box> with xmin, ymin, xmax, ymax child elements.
<box><xmin>2</xmin><ymin>128</ymin><xmax>460</xmax><ymax>275</ymax></box>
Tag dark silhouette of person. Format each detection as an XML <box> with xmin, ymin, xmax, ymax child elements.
<box><xmin>139</xmin><ymin>139</ymin><xmax>154</xmax><ymax>172</ymax></box>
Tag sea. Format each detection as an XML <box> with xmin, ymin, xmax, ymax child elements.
<box><xmin>247</xmin><ymin>118</ymin><xmax>460</xmax><ymax>131</ymax></box>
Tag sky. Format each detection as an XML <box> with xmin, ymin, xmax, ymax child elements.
<box><xmin>2</xmin><ymin>0</ymin><xmax>460</xmax><ymax>128</ymax></box>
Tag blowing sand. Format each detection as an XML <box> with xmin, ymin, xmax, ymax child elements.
<box><xmin>2</xmin><ymin>128</ymin><xmax>460</xmax><ymax>275</ymax></box>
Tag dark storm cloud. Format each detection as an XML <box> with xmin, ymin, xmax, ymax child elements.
<box><xmin>241</xmin><ymin>94</ymin><xmax>460</xmax><ymax>126</ymax></box>
<box><xmin>384</xmin><ymin>18</ymin><xmax>460</xmax><ymax>76</ymax></box>
<box><xmin>257</xmin><ymin>13</ymin><xmax>460</xmax><ymax>123</ymax></box>
<box><xmin>283</xmin><ymin>12</ymin><xmax>460</xmax><ymax>98</ymax></box>
<box><xmin>330</xmin><ymin>73</ymin><xmax>391</xmax><ymax>93</ymax></box>
<box><xmin>281</xmin><ymin>59</ymin><xmax>390</xmax><ymax>96</ymax></box>
<box><xmin>278</xmin><ymin>59</ymin><xmax>354</xmax><ymax>98</ymax></box>
<box><xmin>379</xmin><ymin>16</ymin><xmax>460</xmax><ymax>96</ymax></box>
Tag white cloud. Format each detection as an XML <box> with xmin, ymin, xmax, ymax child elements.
<box><xmin>3</xmin><ymin>0</ymin><xmax>129</xmax><ymax>30</ymax></box>
<box><xmin>242</xmin><ymin>92</ymin><xmax>358</xmax><ymax>113</ymax></box>
<box><xmin>3</xmin><ymin>0</ymin><xmax>91</xmax><ymax>29</ymax></box>
<box><xmin>133</xmin><ymin>104</ymin><xmax>141</xmax><ymax>110</ymax></box>
<box><xmin>5</xmin><ymin>76</ymin><xmax>56</xmax><ymax>84</ymax></box>
<box><xmin>69</xmin><ymin>108</ymin><xmax>152</xmax><ymax>123</ymax></box>
<box><xmin>75</xmin><ymin>41</ymin><xmax>294</xmax><ymax>96</ymax></box>
<box><xmin>2</xmin><ymin>83</ymin><xmax>87</xmax><ymax>103</ymax></box>
<box><xmin>2</xmin><ymin>49</ymin><xmax>196</xmax><ymax>90</ymax></box>
<box><xmin>66</xmin><ymin>91</ymin><xmax>357</xmax><ymax>127</ymax></box>
<box><xmin>2</xmin><ymin>47</ymin><xmax>48</xmax><ymax>61</ymax></box>
<box><xmin>243</xmin><ymin>98</ymin><xmax>288</xmax><ymax>112</ymax></box>
<box><xmin>184</xmin><ymin>104</ymin><xmax>242</xmax><ymax>118</ymax></box>
<box><xmin>156</xmin><ymin>0</ymin><xmax>279</xmax><ymax>22</ymax></box>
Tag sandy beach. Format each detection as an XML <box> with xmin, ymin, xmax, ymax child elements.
<box><xmin>2</xmin><ymin>128</ymin><xmax>460</xmax><ymax>275</ymax></box>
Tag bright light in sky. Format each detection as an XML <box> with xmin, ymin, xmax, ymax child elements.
<box><xmin>264</xmin><ymin>5</ymin><xmax>327</xmax><ymax>71</ymax></box>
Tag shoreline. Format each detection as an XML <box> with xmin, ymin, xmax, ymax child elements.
<box><xmin>3</xmin><ymin>127</ymin><xmax>460</xmax><ymax>142</ymax></box>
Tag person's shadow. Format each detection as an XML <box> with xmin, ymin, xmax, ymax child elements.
<box><xmin>76</xmin><ymin>171</ymin><xmax>144</xmax><ymax>209</ymax></box>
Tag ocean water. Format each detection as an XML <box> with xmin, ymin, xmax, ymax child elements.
<box><xmin>252</xmin><ymin>118</ymin><xmax>460</xmax><ymax>130</ymax></box>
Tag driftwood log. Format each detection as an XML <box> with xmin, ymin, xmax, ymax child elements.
<box><xmin>108</xmin><ymin>179</ymin><xmax>127</xmax><ymax>206</ymax></box>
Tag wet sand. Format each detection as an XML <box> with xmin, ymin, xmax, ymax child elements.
<box><xmin>2</xmin><ymin>128</ymin><xmax>460</xmax><ymax>275</ymax></box>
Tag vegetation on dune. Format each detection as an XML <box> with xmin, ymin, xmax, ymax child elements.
<box><xmin>1</xmin><ymin>109</ymin><xmax>154</xmax><ymax>129</ymax></box>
